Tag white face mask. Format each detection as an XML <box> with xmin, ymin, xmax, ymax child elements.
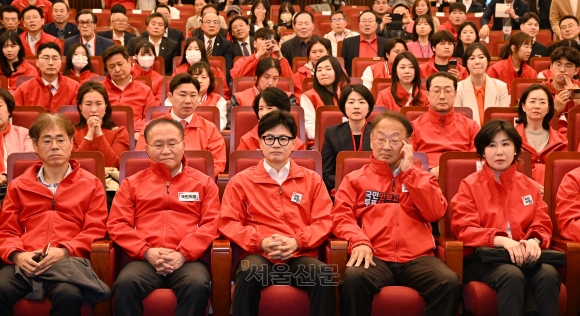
<box><xmin>281</xmin><ymin>13</ymin><xmax>292</xmax><ymax>23</ymax></box>
<box><xmin>137</xmin><ymin>55</ymin><xmax>155</xmax><ymax>69</ymax></box>
<box><xmin>186</xmin><ymin>50</ymin><xmax>202</xmax><ymax>65</ymax></box>
<box><xmin>72</xmin><ymin>55</ymin><xmax>88</xmax><ymax>69</ymax></box>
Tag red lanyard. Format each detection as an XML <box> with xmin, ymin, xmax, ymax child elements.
<box><xmin>350</xmin><ymin>122</ymin><xmax>366</xmax><ymax>151</ymax></box>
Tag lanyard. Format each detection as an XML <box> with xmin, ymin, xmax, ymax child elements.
<box><xmin>198</xmin><ymin>93</ymin><xmax>208</xmax><ymax>105</ymax></box>
<box><xmin>350</xmin><ymin>122</ymin><xmax>366</xmax><ymax>151</ymax></box>
<box><xmin>420</xmin><ymin>43</ymin><xmax>432</xmax><ymax>58</ymax></box>
<box><xmin>253</xmin><ymin>86</ymin><xmax>260</xmax><ymax>95</ymax></box>
<box><xmin>384</xmin><ymin>62</ymin><xmax>390</xmax><ymax>76</ymax></box>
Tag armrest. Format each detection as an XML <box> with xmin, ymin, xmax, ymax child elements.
<box><xmin>211</xmin><ymin>239</ymin><xmax>231</xmax><ymax>316</ymax></box>
<box><xmin>435</xmin><ymin>237</ymin><xmax>463</xmax><ymax>283</ymax></box>
<box><xmin>326</xmin><ymin>238</ymin><xmax>348</xmax><ymax>283</ymax></box>
<box><xmin>91</xmin><ymin>238</ymin><xmax>115</xmax><ymax>288</ymax></box>
<box><xmin>551</xmin><ymin>238</ymin><xmax>580</xmax><ymax>316</ymax></box>
<box><xmin>221</xmin><ymin>130</ymin><xmax>231</xmax><ymax>137</ymax></box>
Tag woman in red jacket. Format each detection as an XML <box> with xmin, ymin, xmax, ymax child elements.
<box><xmin>515</xmin><ymin>84</ymin><xmax>567</xmax><ymax>186</ymax></box>
<box><xmin>376</xmin><ymin>52</ymin><xmax>429</xmax><ymax>111</ymax></box>
<box><xmin>301</xmin><ymin>55</ymin><xmax>350</xmax><ymax>141</ymax></box>
<box><xmin>63</xmin><ymin>43</ymin><xmax>99</xmax><ymax>85</ymax></box>
<box><xmin>131</xmin><ymin>41</ymin><xmax>163</xmax><ymax>106</ymax></box>
<box><xmin>451</xmin><ymin>119</ymin><xmax>560</xmax><ymax>316</ymax></box>
<box><xmin>72</xmin><ymin>81</ymin><xmax>130</xmax><ymax>168</ymax></box>
<box><xmin>0</xmin><ymin>31</ymin><xmax>37</xmax><ymax>93</ymax></box>
<box><xmin>188</xmin><ymin>62</ymin><xmax>227</xmax><ymax>131</ymax></box>
<box><xmin>487</xmin><ymin>32</ymin><xmax>538</xmax><ymax>93</ymax></box>
<box><xmin>293</xmin><ymin>38</ymin><xmax>330</xmax><ymax>101</ymax></box>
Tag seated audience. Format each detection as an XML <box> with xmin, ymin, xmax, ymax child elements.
<box><xmin>293</xmin><ymin>38</ymin><xmax>331</xmax><ymax>100</ymax></box>
<box><xmin>451</xmin><ymin>119</ymin><xmax>560</xmax><ymax>316</ymax></box>
<box><xmin>131</xmin><ymin>41</ymin><xmax>163</xmax><ymax>106</ymax></box>
<box><xmin>540</xmin><ymin>40</ymin><xmax>580</xmax><ymax>80</ymax></box>
<box><xmin>196</xmin><ymin>11</ymin><xmax>235</xmax><ymax>83</ymax></box>
<box><xmin>407</xmin><ymin>14</ymin><xmax>434</xmax><ymax>59</ymax></box>
<box><xmin>12</xmin><ymin>0</ymin><xmax>53</xmax><ymax>23</ymax></box>
<box><xmin>281</xmin><ymin>11</ymin><xmax>328</xmax><ymax>66</ymax></box>
<box><xmin>543</xmin><ymin>47</ymin><xmax>580</xmax><ymax>126</ymax></box>
<box><xmin>301</xmin><ymin>56</ymin><xmax>350</xmax><ymax>140</ymax></box>
<box><xmin>72</xmin><ymin>81</ymin><xmax>130</xmax><ymax>168</ymax></box>
<box><xmin>420</xmin><ymin>30</ymin><xmax>469</xmax><ymax>79</ymax></box>
<box><xmin>63</xmin><ymin>42</ymin><xmax>99</xmax><ymax>84</ymax></box>
<box><xmin>487</xmin><ymin>32</ymin><xmax>537</xmax><ymax>93</ymax></box>
<box><xmin>20</xmin><ymin>5</ymin><xmax>62</xmax><ymax>56</ymax></box>
<box><xmin>218</xmin><ymin>0</ymin><xmax>238</xmax><ymax>13</ymax></box>
<box><xmin>381</xmin><ymin>3</ymin><xmax>412</xmax><ymax>41</ymax></box>
<box><xmin>558</xmin><ymin>16</ymin><xmax>580</xmax><ymax>43</ymax></box>
<box><xmin>63</xmin><ymin>10</ymin><xmax>114</xmax><ymax>57</ymax></box>
<box><xmin>0</xmin><ymin>31</ymin><xmax>37</xmax><ymax>92</ymax></box>
<box><xmin>14</xmin><ymin>42</ymin><xmax>79</xmax><ymax>112</ymax></box>
<box><xmin>519</xmin><ymin>13</ymin><xmax>549</xmax><ymax>60</ymax></box>
<box><xmin>249</xmin><ymin>0</ymin><xmax>274</xmax><ymax>31</ymax></box>
<box><xmin>479</xmin><ymin>0</ymin><xmax>530</xmax><ymax>40</ymax></box>
<box><xmin>373</xmin><ymin>0</ymin><xmax>390</xmax><ymax>33</ymax></box>
<box><xmin>188</xmin><ymin>3</ymin><xmax>228</xmax><ymax>38</ymax></box>
<box><xmin>453</xmin><ymin>22</ymin><xmax>479</xmax><ymax>58</ymax></box>
<box><xmin>42</xmin><ymin>1</ymin><xmax>79</xmax><ymax>40</ymax></box>
<box><xmin>333</xmin><ymin>111</ymin><xmax>462</xmax><ymax>316</ymax></box>
<box><xmin>188</xmin><ymin>62</ymin><xmax>227</xmax><ymax>131</ymax></box>
<box><xmin>455</xmin><ymin>43</ymin><xmax>510</xmax><ymax>125</ymax></box>
<box><xmin>219</xmin><ymin>110</ymin><xmax>336</xmax><ymax>316</ymax></box>
<box><xmin>361</xmin><ymin>39</ymin><xmax>408</xmax><ymax>90</ymax></box>
<box><xmin>96</xmin><ymin>9</ymin><xmax>136</xmax><ymax>46</ymax></box>
<box><xmin>159</xmin><ymin>0</ymin><xmax>180</xmax><ymax>19</ymax></box>
<box><xmin>324</xmin><ymin>11</ymin><xmax>359</xmax><ymax>57</ymax></box>
<box><xmin>273</xmin><ymin>2</ymin><xmax>295</xmax><ymax>41</ymax></box>
<box><xmin>405</xmin><ymin>0</ymin><xmax>440</xmax><ymax>33</ymax></box>
<box><xmin>229</xmin><ymin>16</ymin><xmax>253</xmax><ymax>58</ymax></box>
<box><xmin>376</xmin><ymin>52</ymin><xmax>429</xmax><ymax>110</ymax></box>
<box><xmin>0</xmin><ymin>6</ymin><xmax>24</xmax><ymax>36</ymax></box>
<box><xmin>412</xmin><ymin>72</ymin><xmax>479</xmax><ymax>178</ymax></box>
<box><xmin>141</xmin><ymin>4</ymin><xmax>184</xmax><ymax>49</ymax></box>
<box><xmin>438</xmin><ymin>2</ymin><xmax>467</xmax><ymax>40</ymax></box>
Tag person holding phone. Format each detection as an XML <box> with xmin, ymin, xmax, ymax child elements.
<box><xmin>487</xmin><ymin>32</ymin><xmax>537</xmax><ymax>94</ymax></box>
<box><xmin>419</xmin><ymin>30</ymin><xmax>469</xmax><ymax>79</ymax></box>
<box><xmin>542</xmin><ymin>47</ymin><xmax>580</xmax><ymax>126</ymax></box>
<box><xmin>479</xmin><ymin>0</ymin><xmax>529</xmax><ymax>40</ymax></box>
<box><xmin>381</xmin><ymin>3</ymin><xmax>413</xmax><ymax>41</ymax></box>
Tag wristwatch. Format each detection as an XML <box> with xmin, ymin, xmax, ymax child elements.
<box><xmin>531</xmin><ymin>237</ymin><xmax>541</xmax><ymax>245</ymax></box>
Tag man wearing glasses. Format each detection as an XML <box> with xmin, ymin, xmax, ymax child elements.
<box><xmin>19</xmin><ymin>5</ymin><xmax>62</xmax><ymax>56</ymax></box>
<box><xmin>141</xmin><ymin>4</ymin><xmax>185</xmax><ymax>51</ymax></box>
<box><xmin>135</xmin><ymin>74</ymin><xmax>226</xmax><ymax>177</ymax></box>
<box><xmin>196</xmin><ymin>11</ymin><xmax>234</xmax><ymax>83</ymax></box>
<box><xmin>14</xmin><ymin>42</ymin><xmax>80</xmax><ymax>112</ymax></box>
<box><xmin>220</xmin><ymin>110</ymin><xmax>336</xmax><ymax>316</ymax></box>
<box><xmin>323</xmin><ymin>11</ymin><xmax>359</xmax><ymax>57</ymax></box>
<box><xmin>109</xmin><ymin>114</ymin><xmax>220</xmax><ymax>316</ymax></box>
<box><xmin>64</xmin><ymin>10</ymin><xmax>114</xmax><ymax>57</ymax></box>
<box><xmin>97</xmin><ymin>6</ymin><xmax>136</xmax><ymax>46</ymax></box>
<box><xmin>43</xmin><ymin>2</ymin><xmax>79</xmax><ymax>40</ymax></box>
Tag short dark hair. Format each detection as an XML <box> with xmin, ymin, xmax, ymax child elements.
<box><xmin>548</xmin><ymin>39</ymin><xmax>580</xmax><ymax>55</ymax></box>
<box><xmin>76</xmin><ymin>9</ymin><xmax>97</xmax><ymax>24</ymax></box>
<box><xmin>474</xmin><ymin>119</ymin><xmax>522</xmax><ymax>158</ymax></box>
<box><xmin>0</xmin><ymin>31</ymin><xmax>25</xmax><ymax>77</ymax></box>
<box><xmin>258</xmin><ymin>110</ymin><xmax>297</xmax><ymax>139</ymax></box>
<box><xmin>550</xmin><ymin>46</ymin><xmax>580</xmax><ymax>67</ymax></box>
<box><xmin>188</xmin><ymin>62</ymin><xmax>214</xmax><ymax>94</ymax></box>
<box><xmin>370</xmin><ymin>111</ymin><xmax>413</xmax><ymax>138</ymax></box>
<box><xmin>76</xmin><ymin>81</ymin><xmax>116</xmax><ymax>130</ymax></box>
<box><xmin>170</xmin><ymin>73</ymin><xmax>200</xmax><ymax>94</ymax></box>
<box><xmin>331</xmin><ymin>10</ymin><xmax>346</xmax><ymax>21</ymax></box>
<box><xmin>412</xmin><ymin>15</ymin><xmax>434</xmax><ymax>42</ymax></box>
<box><xmin>21</xmin><ymin>5</ymin><xmax>43</xmax><ymax>19</ymax></box>
<box><xmin>228</xmin><ymin>16</ymin><xmax>249</xmax><ymax>32</ymax></box>
<box><xmin>135</xmin><ymin>40</ymin><xmax>157</xmax><ymax>56</ymax></box>
<box><xmin>53</xmin><ymin>1</ymin><xmax>70</xmax><ymax>11</ymax></box>
<box><xmin>29</xmin><ymin>113</ymin><xmax>75</xmax><ymax>142</ymax></box>
<box><xmin>144</xmin><ymin>117</ymin><xmax>184</xmax><ymax>143</ymax></box>
<box><xmin>430</xmin><ymin>30</ymin><xmax>456</xmax><ymax>52</ymax></box>
<box><xmin>146</xmin><ymin>12</ymin><xmax>168</xmax><ymax>29</ymax></box>
<box><xmin>516</xmin><ymin>84</ymin><xmax>555</xmax><ymax>130</ymax></box>
<box><xmin>338</xmin><ymin>84</ymin><xmax>374</xmax><ymax>118</ymax></box>
<box><xmin>358</xmin><ymin>10</ymin><xmax>378</xmax><ymax>22</ymax></box>
<box><xmin>36</xmin><ymin>42</ymin><xmax>61</xmax><ymax>58</ymax></box>
<box><xmin>111</xmin><ymin>4</ymin><xmax>127</xmax><ymax>15</ymax></box>
<box><xmin>201</xmin><ymin>4</ymin><xmax>218</xmax><ymax>16</ymax></box>
<box><xmin>154</xmin><ymin>4</ymin><xmax>172</xmax><ymax>14</ymax></box>
<box><xmin>256</xmin><ymin>57</ymin><xmax>281</xmax><ymax>80</ymax></box>
<box><xmin>1</xmin><ymin>5</ymin><xmax>21</xmax><ymax>20</ymax></box>
<box><xmin>560</xmin><ymin>15</ymin><xmax>580</xmax><ymax>27</ymax></box>
<box><xmin>520</xmin><ymin>12</ymin><xmax>540</xmax><ymax>25</ymax></box>
<box><xmin>64</xmin><ymin>42</ymin><xmax>94</xmax><ymax>74</ymax></box>
<box><xmin>102</xmin><ymin>45</ymin><xmax>129</xmax><ymax>65</ymax></box>
<box><xmin>449</xmin><ymin>2</ymin><xmax>466</xmax><ymax>13</ymax></box>
<box><xmin>426</xmin><ymin>72</ymin><xmax>457</xmax><ymax>90</ymax></box>
<box><xmin>0</xmin><ymin>88</ymin><xmax>15</xmax><ymax>118</ymax></box>
<box><xmin>384</xmin><ymin>38</ymin><xmax>408</xmax><ymax>59</ymax></box>
<box><xmin>463</xmin><ymin>43</ymin><xmax>491</xmax><ymax>73</ymax></box>
<box><xmin>253</xmin><ymin>87</ymin><xmax>291</xmax><ymax>119</ymax></box>
<box><xmin>293</xmin><ymin>11</ymin><xmax>314</xmax><ymax>24</ymax></box>
<box><xmin>254</xmin><ymin>27</ymin><xmax>275</xmax><ymax>40</ymax></box>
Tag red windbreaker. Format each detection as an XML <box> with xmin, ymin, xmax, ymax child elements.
<box><xmin>437</xmin><ymin>21</ymin><xmax>458</xmax><ymax>40</ymax></box>
<box><xmin>0</xmin><ymin>61</ymin><xmax>37</xmax><ymax>93</ymax></box>
<box><xmin>69</xmin><ymin>69</ymin><xmax>100</xmax><ymax>84</ymax></box>
<box><xmin>556</xmin><ymin>166</ymin><xmax>580</xmax><ymax>241</ymax></box>
<box><xmin>487</xmin><ymin>56</ymin><xmax>538</xmax><ymax>94</ymax></box>
<box><xmin>13</xmin><ymin>0</ymin><xmax>53</xmax><ymax>23</ymax></box>
<box><xmin>14</xmin><ymin>72</ymin><xmax>79</xmax><ymax>112</ymax></box>
<box><xmin>19</xmin><ymin>31</ymin><xmax>62</xmax><ymax>56</ymax></box>
<box><xmin>375</xmin><ymin>83</ymin><xmax>429</xmax><ymax>111</ymax></box>
<box><xmin>419</xmin><ymin>56</ymin><xmax>468</xmax><ymax>79</ymax></box>
<box><xmin>132</xmin><ymin>64</ymin><xmax>164</xmax><ymax>106</ymax></box>
<box><xmin>293</xmin><ymin>65</ymin><xmax>312</xmax><ymax>102</ymax></box>
<box><xmin>72</xmin><ymin>125</ymin><xmax>130</xmax><ymax>168</ymax></box>
<box><xmin>230</xmin><ymin>54</ymin><xmax>293</xmax><ymax>79</ymax></box>
<box><xmin>332</xmin><ymin>156</ymin><xmax>446</xmax><ymax>263</ymax></box>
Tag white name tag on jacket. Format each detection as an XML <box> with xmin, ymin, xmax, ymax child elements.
<box><xmin>522</xmin><ymin>195</ymin><xmax>534</xmax><ymax>206</ymax></box>
<box><xmin>402</xmin><ymin>184</ymin><xmax>408</xmax><ymax>192</ymax></box>
<box><xmin>291</xmin><ymin>192</ymin><xmax>302</xmax><ymax>203</ymax></box>
<box><xmin>179</xmin><ymin>192</ymin><xmax>199</xmax><ymax>202</ymax></box>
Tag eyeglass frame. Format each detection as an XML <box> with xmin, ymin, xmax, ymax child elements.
<box><xmin>261</xmin><ymin>135</ymin><xmax>294</xmax><ymax>146</ymax></box>
<box><xmin>146</xmin><ymin>141</ymin><xmax>185</xmax><ymax>151</ymax></box>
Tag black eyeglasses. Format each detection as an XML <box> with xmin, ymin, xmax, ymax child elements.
<box><xmin>261</xmin><ymin>135</ymin><xmax>293</xmax><ymax>146</ymax></box>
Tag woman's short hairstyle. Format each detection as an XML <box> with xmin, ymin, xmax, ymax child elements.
<box><xmin>76</xmin><ymin>81</ymin><xmax>116</xmax><ymax>130</ymax></box>
<box><xmin>516</xmin><ymin>84</ymin><xmax>555</xmax><ymax>131</ymax></box>
<box><xmin>135</xmin><ymin>41</ymin><xmax>157</xmax><ymax>57</ymax></box>
<box><xmin>338</xmin><ymin>84</ymin><xmax>375</xmax><ymax>118</ymax></box>
<box><xmin>258</xmin><ymin>110</ymin><xmax>297</xmax><ymax>139</ymax></box>
<box><xmin>188</xmin><ymin>62</ymin><xmax>215</xmax><ymax>94</ymax></box>
<box><xmin>256</xmin><ymin>57</ymin><xmax>281</xmax><ymax>79</ymax></box>
<box><xmin>463</xmin><ymin>43</ymin><xmax>491</xmax><ymax>73</ymax></box>
<box><xmin>252</xmin><ymin>87</ymin><xmax>291</xmax><ymax>119</ymax></box>
<box><xmin>29</xmin><ymin>113</ymin><xmax>75</xmax><ymax>142</ymax></box>
<box><xmin>474</xmin><ymin>119</ymin><xmax>522</xmax><ymax>158</ymax></box>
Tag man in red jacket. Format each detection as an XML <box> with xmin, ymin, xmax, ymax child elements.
<box><xmin>108</xmin><ymin>117</ymin><xmax>220</xmax><ymax>316</ymax></box>
<box><xmin>437</xmin><ymin>2</ymin><xmax>467</xmax><ymax>40</ymax></box>
<box><xmin>412</xmin><ymin>72</ymin><xmax>480</xmax><ymax>179</ymax></box>
<box><xmin>0</xmin><ymin>114</ymin><xmax>108</xmax><ymax>315</ymax></box>
<box><xmin>19</xmin><ymin>5</ymin><xmax>62</xmax><ymax>56</ymax></box>
<box><xmin>543</xmin><ymin>47</ymin><xmax>580</xmax><ymax>126</ymax></box>
<box><xmin>419</xmin><ymin>31</ymin><xmax>468</xmax><ymax>80</ymax></box>
<box><xmin>219</xmin><ymin>110</ymin><xmax>336</xmax><ymax>316</ymax></box>
<box><xmin>14</xmin><ymin>42</ymin><xmax>79</xmax><ymax>112</ymax></box>
<box><xmin>332</xmin><ymin>111</ymin><xmax>462</xmax><ymax>316</ymax></box>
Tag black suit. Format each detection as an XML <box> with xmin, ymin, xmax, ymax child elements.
<box><xmin>142</xmin><ymin>28</ymin><xmax>184</xmax><ymax>51</ymax></box>
<box><xmin>232</xmin><ymin>37</ymin><xmax>255</xmax><ymax>58</ymax></box>
<box><xmin>321</xmin><ymin>122</ymin><xmax>372</xmax><ymax>193</ymax></box>
<box><xmin>341</xmin><ymin>35</ymin><xmax>388</xmax><ymax>76</ymax></box>
<box><xmin>43</xmin><ymin>22</ymin><xmax>79</xmax><ymax>39</ymax></box>
<box><xmin>64</xmin><ymin>35</ymin><xmax>115</xmax><ymax>57</ymax></box>
<box><xmin>466</xmin><ymin>1</ymin><xmax>484</xmax><ymax>12</ymax></box>
<box><xmin>281</xmin><ymin>35</ymin><xmax>329</xmax><ymax>68</ymax></box>
<box><xmin>197</xmin><ymin>34</ymin><xmax>234</xmax><ymax>84</ymax></box>
<box><xmin>0</xmin><ymin>28</ymin><xmax>24</xmax><ymax>35</ymax></box>
<box><xmin>96</xmin><ymin>30</ymin><xmax>136</xmax><ymax>46</ymax></box>
<box><xmin>480</xmin><ymin>0</ymin><xmax>529</xmax><ymax>31</ymax></box>
<box><xmin>127</xmin><ymin>36</ymin><xmax>180</xmax><ymax>75</ymax></box>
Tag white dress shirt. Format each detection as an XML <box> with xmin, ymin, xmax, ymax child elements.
<box><xmin>171</xmin><ymin>109</ymin><xmax>193</xmax><ymax>124</ymax></box>
<box><xmin>82</xmin><ymin>35</ymin><xmax>96</xmax><ymax>56</ymax></box>
<box><xmin>42</xmin><ymin>77</ymin><xmax>59</xmax><ymax>95</ymax></box>
<box><xmin>263</xmin><ymin>160</ymin><xmax>290</xmax><ymax>185</ymax></box>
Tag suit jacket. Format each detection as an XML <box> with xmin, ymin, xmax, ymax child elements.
<box><xmin>466</xmin><ymin>1</ymin><xmax>483</xmax><ymax>12</ymax></box>
<box><xmin>550</xmin><ymin>0</ymin><xmax>580</xmax><ymax>39</ymax></box>
<box><xmin>480</xmin><ymin>0</ymin><xmax>529</xmax><ymax>31</ymax></box>
<box><xmin>96</xmin><ymin>30</ymin><xmax>136</xmax><ymax>46</ymax></box>
<box><xmin>197</xmin><ymin>34</ymin><xmax>234</xmax><ymax>84</ymax></box>
<box><xmin>43</xmin><ymin>22</ymin><xmax>79</xmax><ymax>40</ymax></box>
<box><xmin>341</xmin><ymin>35</ymin><xmax>388</xmax><ymax>76</ymax></box>
<box><xmin>453</xmin><ymin>74</ymin><xmax>510</xmax><ymax>126</ymax></box>
<box><xmin>127</xmin><ymin>36</ymin><xmax>180</xmax><ymax>76</ymax></box>
<box><xmin>64</xmin><ymin>35</ymin><xmax>115</xmax><ymax>57</ymax></box>
<box><xmin>281</xmin><ymin>35</ymin><xmax>329</xmax><ymax>68</ymax></box>
<box><xmin>142</xmin><ymin>27</ymin><xmax>184</xmax><ymax>51</ymax></box>
<box><xmin>0</xmin><ymin>28</ymin><xmax>24</xmax><ymax>35</ymax></box>
<box><xmin>321</xmin><ymin>121</ymin><xmax>372</xmax><ymax>193</ymax></box>
<box><xmin>232</xmin><ymin>37</ymin><xmax>255</xmax><ymax>58</ymax></box>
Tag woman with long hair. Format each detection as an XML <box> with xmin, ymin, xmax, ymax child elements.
<box><xmin>487</xmin><ymin>32</ymin><xmax>537</xmax><ymax>93</ymax></box>
<box><xmin>362</xmin><ymin>39</ymin><xmax>407</xmax><ymax>90</ymax></box>
<box><xmin>376</xmin><ymin>52</ymin><xmax>428</xmax><ymax>110</ymax></box>
<box><xmin>406</xmin><ymin>0</ymin><xmax>440</xmax><ymax>33</ymax></box>
<box><xmin>407</xmin><ymin>14</ymin><xmax>434</xmax><ymax>59</ymax></box>
<box><xmin>453</xmin><ymin>22</ymin><xmax>480</xmax><ymax>58</ymax></box>
<box><xmin>249</xmin><ymin>0</ymin><xmax>273</xmax><ymax>31</ymax></box>
<box><xmin>273</xmin><ymin>2</ymin><xmax>295</xmax><ymax>40</ymax></box>
<box><xmin>0</xmin><ymin>32</ymin><xmax>37</xmax><ymax>92</ymax></box>
<box><xmin>63</xmin><ymin>42</ymin><xmax>99</xmax><ymax>84</ymax></box>
<box><xmin>187</xmin><ymin>62</ymin><xmax>227</xmax><ymax>131</ymax></box>
<box><xmin>293</xmin><ymin>38</ymin><xmax>331</xmax><ymax>101</ymax></box>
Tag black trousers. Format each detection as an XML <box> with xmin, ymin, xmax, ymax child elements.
<box><xmin>233</xmin><ymin>254</ymin><xmax>336</xmax><ymax>316</ymax></box>
<box><xmin>0</xmin><ymin>263</ymin><xmax>84</xmax><ymax>316</ymax></box>
<box><xmin>464</xmin><ymin>258</ymin><xmax>561</xmax><ymax>316</ymax></box>
<box><xmin>339</xmin><ymin>256</ymin><xmax>462</xmax><ymax>316</ymax></box>
<box><xmin>113</xmin><ymin>260</ymin><xmax>211</xmax><ymax>316</ymax></box>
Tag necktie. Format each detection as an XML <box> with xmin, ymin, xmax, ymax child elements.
<box><xmin>85</xmin><ymin>43</ymin><xmax>92</xmax><ymax>56</ymax></box>
<box><xmin>241</xmin><ymin>42</ymin><xmax>250</xmax><ymax>56</ymax></box>
<box><xmin>47</xmin><ymin>84</ymin><xmax>55</xmax><ymax>95</ymax></box>
<box><xmin>300</xmin><ymin>41</ymin><xmax>307</xmax><ymax>57</ymax></box>
<box><xmin>206</xmin><ymin>39</ymin><xmax>213</xmax><ymax>57</ymax></box>
<box><xmin>180</xmin><ymin>120</ymin><xmax>187</xmax><ymax>129</ymax></box>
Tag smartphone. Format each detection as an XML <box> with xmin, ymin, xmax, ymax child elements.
<box><xmin>449</xmin><ymin>60</ymin><xmax>457</xmax><ymax>70</ymax></box>
<box><xmin>573</xmin><ymin>89</ymin><xmax>580</xmax><ymax>99</ymax></box>
<box><xmin>266</xmin><ymin>34</ymin><xmax>274</xmax><ymax>42</ymax></box>
<box><xmin>387</xmin><ymin>13</ymin><xmax>403</xmax><ymax>31</ymax></box>
<box><xmin>32</xmin><ymin>243</ymin><xmax>50</xmax><ymax>263</ymax></box>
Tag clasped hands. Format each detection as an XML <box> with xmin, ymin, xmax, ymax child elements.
<box><xmin>260</xmin><ymin>233</ymin><xmax>298</xmax><ymax>261</ymax></box>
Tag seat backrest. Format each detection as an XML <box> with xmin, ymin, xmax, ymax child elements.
<box><xmin>483</xmin><ymin>106</ymin><xmax>519</xmax><ymax>125</ymax></box>
<box><xmin>228</xmin><ymin>150</ymin><xmax>322</xmax><ymax>179</ymax></box>
<box><xmin>146</xmin><ymin>106</ymin><xmax>170</xmax><ymax>121</ymax></box>
<box><xmin>292</xmin><ymin>57</ymin><xmax>308</xmax><ymax>73</ymax></box>
<box><xmin>90</xmin><ymin>56</ymin><xmax>105</xmax><ymax>75</ymax></box>
<box><xmin>352</xmin><ymin>57</ymin><xmax>383</xmax><ymax>77</ymax></box>
<box><xmin>0</xmin><ymin>75</ymin><xmax>8</xmax><ymax>89</ymax></box>
<box><xmin>7</xmin><ymin>151</ymin><xmax>106</xmax><ymax>187</ymax></box>
<box><xmin>209</xmin><ymin>56</ymin><xmax>226</xmax><ymax>76</ymax></box>
<box><xmin>492</xmin><ymin>40</ymin><xmax>508</xmax><ymax>57</ymax></box>
<box><xmin>371</xmin><ymin>78</ymin><xmax>392</xmax><ymax>96</ymax></box>
<box><xmin>145</xmin><ymin>106</ymin><xmax>220</xmax><ymax>129</ymax></box>
<box><xmin>134</xmin><ymin>76</ymin><xmax>152</xmax><ymax>89</ymax></box>
<box><xmin>438</xmin><ymin>151</ymin><xmax>532</xmax><ymax>238</ymax></box>
<box><xmin>544</xmin><ymin>152</ymin><xmax>580</xmax><ymax>238</ymax></box>
<box><xmin>233</xmin><ymin>77</ymin><xmax>294</xmax><ymax>94</ymax></box>
<box><xmin>529</xmin><ymin>57</ymin><xmax>551</xmax><ymax>73</ymax></box>
<box><xmin>567</xmin><ymin>107</ymin><xmax>580</xmax><ymax>151</ymax></box>
<box><xmin>12</xmin><ymin>106</ymin><xmax>46</xmax><ymax>128</ymax></box>
<box><xmin>510</xmin><ymin>78</ymin><xmax>546</xmax><ymax>106</ymax></box>
<box><xmin>119</xmin><ymin>150</ymin><xmax>214</xmax><ymax>182</ymax></box>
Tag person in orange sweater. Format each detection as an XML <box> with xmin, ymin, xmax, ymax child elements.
<box><xmin>14</xmin><ymin>42</ymin><xmax>79</xmax><ymax>113</ymax></box>
<box><xmin>333</xmin><ymin>111</ymin><xmax>462</xmax><ymax>316</ymax></box>
<box><xmin>487</xmin><ymin>32</ymin><xmax>538</xmax><ymax>94</ymax></box>
<box><xmin>72</xmin><ymin>81</ymin><xmax>130</xmax><ymax>168</ymax></box>
<box><xmin>19</xmin><ymin>5</ymin><xmax>62</xmax><ymax>56</ymax></box>
<box><xmin>131</xmin><ymin>41</ymin><xmax>163</xmax><ymax>106</ymax></box>
<box><xmin>376</xmin><ymin>52</ymin><xmax>429</xmax><ymax>111</ymax></box>
<box><xmin>293</xmin><ymin>38</ymin><xmax>331</xmax><ymax>102</ymax></box>
<box><xmin>136</xmin><ymin>74</ymin><xmax>226</xmax><ymax>177</ymax></box>
<box><xmin>451</xmin><ymin>119</ymin><xmax>559</xmax><ymax>316</ymax></box>
<box><xmin>0</xmin><ymin>31</ymin><xmax>37</xmax><ymax>92</ymax></box>
<box><xmin>412</xmin><ymin>72</ymin><xmax>479</xmax><ymax>178</ymax></box>
<box><xmin>62</xmin><ymin>42</ymin><xmax>99</xmax><ymax>84</ymax></box>
<box><xmin>237</xmin><ymin>87</ymin><xmax>307</xmax><ymax>150</ymax></box>
<box><xmin>361</xmin><ymin>39</ymin><xmax>407</xmax><ymax>90</ymax></box>
<box><xmin>301</xmin><ymin>55</ymin><xmax>350</xmax><ymax>141</ymax></box>
<box><xmin>219</xmin><ymin>110</ymin><xmax>336</xmax><ymax>316</ymax></box>
<box><xmin>419</xmin><ymin>30</ymin><xmax>468</xmax><ymax>80</ymax></box>
<box><xmin>543</xmin><ymin>47</ymin><xmax>580</xmax><ymax>126</ymax></box>
<box><xmin>101</xmin><ymin>45</ymin><xmax>156</xmax><ymax>140</ymax></box>
<box><xmin>556</xmin><ymin>167</ymin><xmax>580</xmax><ymax>241</ymax></box>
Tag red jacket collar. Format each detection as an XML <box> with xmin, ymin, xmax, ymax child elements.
<box><xmin>34</xmin><ymin>71</ymin><xmax>63</xmax><ymax>88</ymax></box>
<box><xmin>369</xmin><ymin>154</ymin><xmax>397</xmax><ymax>177</ymax></box>
<box><xmin>105</xmin><ymin>71</ymin><xmax>137</xmax><ymax>90</ymax></box>
<box><xmin>427</xmin><ymin>107</ymin><xmax>456</xmax><ymax>126</ymax></box>
<box><xmin>515</xmin><ymin>123</ymin><xmax>567</xmax><ymax>154</ymax></box>
<box><xmin>481</xmin><ymin>158</ymin><xmax>518</xmax><ymax>186</ymax></box>
<box><xmin>162</xmin><ymin>111</ymin><xmax>204</xmax><ymax>128</ymax></box>
<box><xmin>20</xmin><ymin>159</ymin><xmax>81</xmax><ymax>184</ymax></box>
<box><xmin>149</xmin><ymin>155</ymin><xmax>188</xmax><ymax>181</ymax></box>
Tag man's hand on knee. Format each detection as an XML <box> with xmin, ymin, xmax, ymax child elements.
<box><xmin>10</xmin><ymin>251</ymin><xmax>40</xmax><ymax>277</ymax></box>
<box><xmin>347</xmin><ymin>245</ymin><xmax>376</xmax><ymax>269</ymax></box>
<box><xmin>35</xmin><ymin>248</ymin><xmax>70</xmax><ymax>275</ymax></box>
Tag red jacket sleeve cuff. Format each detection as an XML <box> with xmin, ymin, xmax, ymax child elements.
<box><xmin>489</xmin><ymin>230</ymin><xmax>509</xmax><ymax>247</ymax></box>
<box><xmin>347</xmin><ymin>239</ymin><xmax>374</xmax><ymax>255</ymax></box>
